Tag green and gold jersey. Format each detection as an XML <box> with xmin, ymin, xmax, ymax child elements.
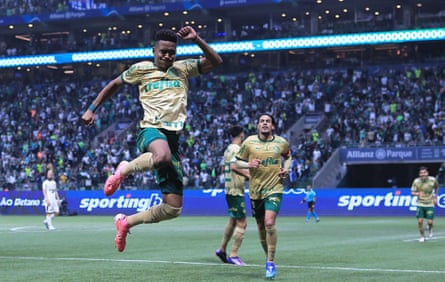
<box><xmin>411</xmin><ymin>176</ymin><xmax>439</xmax><ymax>207</ymax></box>
<box><xmin>236</xmin><ymin>135</ymin><xmax>290</xmax><ymax>200</ymax></box>
<box><xmin>121</xmin><ymin>59</ymin><xmax>201</xmax><ymax>132</ymax></box>
<box><xmin>224</xmin><ymin>143</ymin><xmax>245</xmax><ymax>197</ymax></box>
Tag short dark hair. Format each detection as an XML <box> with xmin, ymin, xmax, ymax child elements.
<box><xmin>154</xmin><ymin>29</ymin><xmax>178</xmax><ymax>43</ymax></box>
<box><xmin>229</xmin><ymin>125</ymin><xmax>244</xmax><ymax>138</ymax></box>
<box><xmin>258</xmin><ymin>113</ymin><xmax>275</xmax><ymax>125</ymax></box>
<box><xmin>419</xmin><ymin>166</ymin><xmax>428</xmax><ymax>172</ymax></box>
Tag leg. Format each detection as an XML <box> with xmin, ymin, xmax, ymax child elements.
<box><xmin>416</xmin><ymin>206</ymin><xmax>426</xmax><ymax>242</ymax></box>
<box><xmin>229</xmin><ymin>217</ymin><xmax>247</xmax><ymax>258</ymax></box>
<box><xmin>127</xmin><ymin>193</ymin><xmax>183</xmax><ymax>226</ymax></box>
<box><xmin>127</xmin><ymin>134</ymin><xmax>184</xmax><ymax>224</ymax></box>
<box><xmin>427</xmin><ymin>219</ymin><xmax>433</xmax><ymax>238</ymax></box>
<box><xmin>220</xmin><ymin>218</ymin><xmax>236</xmax><ymax>254</ymax></box>
<box><xmin>104</xmin><ymin>134</ymin><xmax>172</xmax><ymax>196</ymax></box>
<box><xmin>216</xmin><ymin>217</ymin><xmax>235</xmax><ymax>263</ymax></box>
<box><xmin>418</xmin><ymin>218</ymin><xmax>425</xmax><ymax>241</ymax></box>
<box><xmin>306</xmin><ymin>208</ymin><xmax>311</xmax><ymax>222</ymax></box>
<box><xmin>121</xmin><ymin>139</ymin><xmax>172</xmax><ymax>175</ymax></box>
<box><xmin>263</xmin><ymin>194</ymin><xmax>282</xmax><ymax>280</ymax></box>
<box><xmin>44</xmin><ymin>200</ymin><xmax>59</xmax><ymax>230</ymax></box>
<box><xmin>264</xmin><ymin>211</ymin><xmax>278</xmax><ymax>280</ymax></box>
<box><xmin>313</xmin><ymin>209</ymin><xmax>320</xmax><ymax>222</ymax></box>
<box><xmin>226</xmin><ymin>217</ymin><xmax>247</xmax><ymax>266</ymax></box>
<box><xmin>255</xmin><ymin>216</ymin><xmax>267</xmax><ymax>255</ymax></box>
<box><xmin>43</xmin><ymin>204</ymin><xmax>50</xmax><ymax>230</ymax></box>
<box><xmin>222</xmin><ymin>195</ymin><xmax>247</xmax><ymax>265</ymax></box>
<box><xmin>264</xmin><ymin>210</ymin><xmax>278</xmax><ymax>262</ymax></box>
<box><xmin>114</xmin><ymin>193</ymin><xmax>182</xmax><ymax>252</ymax></box>
<box><xmin>114</xmin><ymin>132</ymin><xmax>183</xmax><ymax>252</ymax></box>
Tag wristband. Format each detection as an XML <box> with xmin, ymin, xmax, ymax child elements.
<box><xmin>88</xmin><ymin>104</ymin><xmax>97</xmax><ymax>112</ymax></box>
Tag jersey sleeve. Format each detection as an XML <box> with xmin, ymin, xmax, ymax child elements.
<box><xmin>176</xmin><ymin>58</ymin><xmax>201</xmax><ymax>77</ymax></box>
<box><xmin>236</xmin><ymin>140</ymin><xmax>250</xmax><ymax>161</ymax></box>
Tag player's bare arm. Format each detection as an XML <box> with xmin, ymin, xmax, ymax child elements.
<box><xmin>81</xmin><ymin>76</ymin><xmax>124</xmax><ymax>126</ymax></box>
<box><xmin>235</xmin><ymin>158</ymin><xmax>261</xmax><ymax>169</ymax></box>
<box><xmin>230</xmin><ymin>164</ymin><xmax>250</xmax><ymax>179</ymax></box>
<box><xmin>279</xmin><ymin>150</ymin><xmax>292</xmax><ymax>179</ymax></box>
<box><xmin>177</xmin><ymin>26</ymin><xmax>223</xmax><ymax>73</ymax></box>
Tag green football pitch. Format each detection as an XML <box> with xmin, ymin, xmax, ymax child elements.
<box><xmin>1</xmin><ymin>215</ymin><xmax>444</xmax><ymax>282</ymax></box>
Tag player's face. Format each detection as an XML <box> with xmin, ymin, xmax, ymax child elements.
<box><xmin>419</xmin><ymin>169</ymin><xmax>429</xmax><ymax>180</ymax></box>
<box><xmin>153</xmin><ymin>40</ymin><xmax>177</xmax><ymax>71</ymax></box>
<box><xmin>257</xmin><ymin>115</ymin><xmax>274</xmax><ymax>135</ymax></box>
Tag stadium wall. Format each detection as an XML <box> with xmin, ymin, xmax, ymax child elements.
<box><xmin>1</xmin><ymin>188</ymin><xmax>444</xmax><ymax>217</ymax></box>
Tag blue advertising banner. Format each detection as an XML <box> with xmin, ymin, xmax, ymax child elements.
<box><xmin>340</xmin><ymin>147</ymin><xmax>445</xmax><ymax>163</ymax></box>
<box><xmin>1</xmin><ymin>188</ymin><xmax>445</xmax><ymax>217</ymax></box>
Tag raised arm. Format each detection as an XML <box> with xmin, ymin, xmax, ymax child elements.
<box><xmin>177</xmin><ymin>26</ymin><xmax>223</xmax><ymax>74</ymax></box>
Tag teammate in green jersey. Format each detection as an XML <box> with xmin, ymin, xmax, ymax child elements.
<box><xmin>216</xmin><ymin>125</ymin><xmax>250</xmax><ymax>266</ymax></box>
<box><xmin>235</xmin><ymin>114</ymin><xmax>292</xmax><ymax>280</ymax></box>
<box><xmin>411</xmin><ymin>166</ymin><xmax>440</xmax><ymax>242</ymax></box>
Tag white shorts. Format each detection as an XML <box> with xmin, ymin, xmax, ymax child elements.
<box><xmin>45</xmin><ymin>200</ymin><xmax>60</xmax><ymax>214</ymax></box>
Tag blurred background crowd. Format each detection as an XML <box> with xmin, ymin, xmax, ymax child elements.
<box><xmin>1</xmin><ymin>0</ymin><xmax>445</xmax><ymax>191</ymax></box>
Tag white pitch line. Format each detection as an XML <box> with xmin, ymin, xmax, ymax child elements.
<box><xmin>7</xmin><ymin>226</ymin><xmax>47</xmax><ymax>233</ymax></box>
<box><xmin>1</xmin><ymin>225</ymin><xmax>112</xmax><ymax>233</ymax></box>
<box><xmin>1</xmin><ymin>256</ymin><xmax>444</xmax><ymax>274</ymax></box>
<box><xmin>402</xmin><ymin>235</ymin><xmax>445</xmax><ymax>242</ymax></box>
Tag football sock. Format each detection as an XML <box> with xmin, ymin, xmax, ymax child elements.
<box><xmin>220</xmin><ymin>223</ymin><xmax>235</xmax><ymax>252</ymax></box>
<box><xmin>46</xmin><ymin>215</ymin><xmax>52</xmax><ymax>226</ymax></box>
<box><xmin>312</xmin><ymin>211</ymin><xmax>319</xmax><ymax>219</ymax></box>
<box><xmin>230</xmin><ymin>226</ymin><xmax>245</xmax><ymax>257</ymax></box>
<box><xmin>265</xmin><ymin>225</ymin><xmax>277</xmax><ymax>262</ymax></box>
<box><xmin>127</xmin><ymin>203</ymin><xmax>182</xmax><ymax>225</ymax></box>
<box><xmin>121</xmin><ymin>152</ymin><xmax>154</xmax><ymax>176</ymax></box>
<box><xmin>418</xmin><ymin>223</ymin><xmax>425</xmax><ymax>237</ymax></box>
<box><xmin>306</xmin><ymin>211</ymin><xmax>311</xmax><ymax>221</ymax></box>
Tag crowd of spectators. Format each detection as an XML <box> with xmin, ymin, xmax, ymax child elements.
<box><xmin>1</xmin><ymin>1</ymin><xmax>445</xmax><ymax>58</ymax></box>
<box><xmin>0</xmin><ymin>1</ymin><xmax>445</xmax><ymax>192</ymax></box>
<box><xmin>1</xmin><ymin>61</ymin><xmax>445</xmax><ymax>192</ymax></box>
<box><xmin>0</xmin><ymin>0</ymin><xmax>179</xmax><ymax>16</ymax></box>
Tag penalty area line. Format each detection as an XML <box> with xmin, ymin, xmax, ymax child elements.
<box><xmin>0</xmin><ymin>256</ymin><xmax>444</xmax><ymax>274</ymax></box>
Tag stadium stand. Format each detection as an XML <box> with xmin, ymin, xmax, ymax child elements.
<box><xmin>1</xmin><ymin>0</ymin><xmax>445</xmax><ymax>190</ymax></box>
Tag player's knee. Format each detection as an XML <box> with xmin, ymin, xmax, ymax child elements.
<box><xmin>265</xmin><ymin>224</ymin><xmax>276</xmax><ymax>236</ymax></box>
<box><xmin>153</xmin><ymin>152</ymin><xmax>171</xmax><ymax>168</ymax></box>
<box><xmin>165</xmin><ymin>204</ymin><xmax>182</xmax><ymax>219</ymax></box>
<box><xmin>236</xmin><ymin>219</ymin><xmax>247</xmax><ymax>229</ymax></box>
<box><xmin>264</xmin><ymin>218</ymin><xmax>276</xmax><ymax>228</ymax></box>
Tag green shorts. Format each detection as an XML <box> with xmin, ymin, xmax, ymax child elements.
<box><xmin>225</xmin><ymin>195</ymin><xmax>247</xmax><ymax>219</ymax></box>
<box><xmin>416</xmin><ymin>206</ymin><xmax>435</xmax><ymax>220</ymax></box>
<box><xmin>137</xmin><ymin>127</ymin><xmax>183</xmax><ymax>195</ymax></box>
<box><xmin>250</xmin><ymin>193</ymin><xmax>282</xmax><ymax>219</ymax></box>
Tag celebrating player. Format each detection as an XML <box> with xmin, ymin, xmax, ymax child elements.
<box><xmin>81</xmin><ymin>26</ymin><xmax>222</xmax><ymax>252</ymax></box>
